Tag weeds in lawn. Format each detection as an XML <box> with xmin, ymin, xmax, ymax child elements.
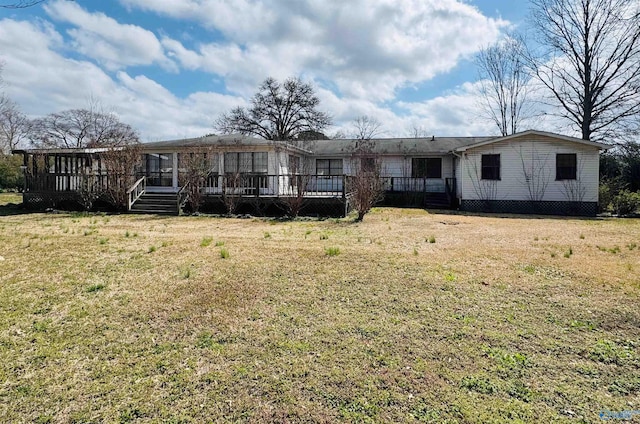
<box><xmin>148</xmin><ymin>246</ymin><xmax>156</xmax><ymax>253</ymax></box>
<box><xmin>628</xmin><ymin>243</ymin><xmax>637</xmax><ymax>251</ymax></box>
<box><xmin>264</xmin><ymin>232</ymin><xmax>271</xmax><ymax>239</ymax></box>
<box><xmin>460</xmin><ymin>375</ymin><xmax>497</xmax><ymax>394</ymax></box>
<box><xmin>320</xmin><ymin>233</ymin><xmax>328</xmax><ymax>240</ymax></box>
<box><xmin>220</xmin><ymin>248</ymin><xmax>229</xmax><ymax>259</ymax></box>
<box><xmin>597</xmin><ymin>245</ymin><xmax>621</xmax><ymax>254</ymax></box>
<box><xmin>325</xmin><ymin>246</ymin><xmax>340</xmax><ymax>256</ymax></box>
<box><xmin>589</xmin><ymin>340</ymin><xmax>638</xmax><ymax>365</ymax></box>
<box><xmin>86</xmin><ymin>283</ymin><xmax>106</xmax><ymax>293</ymax></box>
<box><xmin>427</xmin><ymin>235</ymin><xmax>436</xmax><ymax>243</ymax></box>
<box><xmin>215</xmin><ymin>241</ymin><xmax>225</xmax><ymax>247</ymax></box>
<box><xmin>569</xmin><ymin>320</ymin><xmax>596</xmax><ymax>331</ymax></box>
<box><xmin>179</xmin><ymin>266</ymin><xmax>191</xmax><ymax>279</ymax></box>
<box><xmin>99</xmin><ymin>238</ymin><xmax>108</xmax><ymax>245</ymax></box>
<box><xmin>200</xmin><ymin>237</ymin><xmax>213</xmax><ymax>247</ymax></box>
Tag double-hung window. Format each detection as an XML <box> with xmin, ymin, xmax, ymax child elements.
<box><xmin>556</xmin><ymin>153</ymin><xmax>577</xmax><ymax>180</ymax></box>
<box><xmin>481</xmin><ymin>154</ymin><xmax>500</xmax><ymax>180</ymax></box>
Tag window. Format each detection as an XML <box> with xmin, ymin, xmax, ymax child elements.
<box><xmin>481</xmin><ymin>154</ymin><xmax>500</xmax><ymax>180</ymax></box>
<box><xmin>316</xmin><ymin>159</ymin><xmax>343</xmax><ymax>176</ymax></box>
<box><xmin>556</xmin><ymin>153</ymin><xmax>577</xmax><ymax>180</ymax></box>
<box><xmin>224</xmin><ymin>152</ymin><xmax>268</xmax><ymax>174</ymax></box>
<box><xmin>412</xmin><ymin>158</ymin><xmax>442</xmax><ymax>178</ymax></box>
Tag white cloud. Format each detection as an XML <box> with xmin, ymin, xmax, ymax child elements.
<box><xmin>44</xmin><ymin>0</ymin><xmax>176</xmax><ymax>71</ymax></box>
<box><xmin>122</xmin><ymin>0</ymin><xmax>508</xmax><ymax>100</ymax></box>
<box><xmin>0</xmin><ymin>19</ymin><xmax>243</xmax><ymax>141</ymax></box>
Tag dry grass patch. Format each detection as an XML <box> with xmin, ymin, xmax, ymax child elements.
<box><xmin>0</xmin><ymin>209</ymin><xmax>638</xmax><ymax>422</ymax></box>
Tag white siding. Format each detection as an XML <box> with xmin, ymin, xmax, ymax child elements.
<box><xmin>460</xmin><ymin>135</ymin><xmax>600</xmax><ymax>202</ymax></box>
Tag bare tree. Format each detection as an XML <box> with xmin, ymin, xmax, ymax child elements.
<box><xmin>560</xmin><ymin>155</ymin><xmax>587</xmax><ymax>202</ymax></box>
<box><xmin>0</xmin><ymin>0</ymin><xmax>46</xmax><ymax>8</ymax></box>
<box><xmin>30</xmin><ymin>106</ymin><xmax>139</xmax><ymax>148</ymax></box>
<box><xmin>476</xmin><ymin>35</ymin><xmax>533</xmax><ymax>136</ymax></box>
<box><xmin>100</xmin><ymin>144</ymin><xmax>143</xmax><ymax>211</ymax></box>
<box><xmin>280</xmin><ymin>153</ymin><xmax>313</xmax><ymax>218</ymax></box>
<box><xmin>348</xmin><ymin>139</ymin><xmax>385</xmax><ymax>221</ymax></box>
<box><xmin>350</xmin><ymin>115</ymin><xmax>383</xmax><ymax>140</ymax></box>
<box><xmin>529</xmin><ymin>0</ymin><xmax>640</xmax><ymax>141</ymax></box>
<box><xmin>516</xmin><ymin>145</ymin><xmax>552</xmax><ymax>201</ymax></box>
<box><xmin>178</xmin><ymin>146</ymin><xmax>215</xmax><ymax>213</ymax></box>
<box><xmin>0</xmin><ymin>95</ymin><xmax>29</xmax><ymax>153</ymax></box>
<box><xmin>216</xmin><ymin>77</ymin><xmax>332</xmax><ymax>141</ymax></box>
<box><xmin>467</xmin><ymin>158</ymin><xmax>499</xmax><ymax>202</ymax></box>
<box><xmin>406</xmin><ymin>123</ymin><xmax>430</xmax><ymax>138</ymax></box>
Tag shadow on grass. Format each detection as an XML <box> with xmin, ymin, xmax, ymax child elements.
<box><xmin>0</xmin><ymin>203</ymin><xmax>29</xmax><ymax>217</ymax></box>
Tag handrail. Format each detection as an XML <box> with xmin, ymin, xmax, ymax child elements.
<box><xmin>127</xmin><ymin>176</ymin><xmax>146</xmax><ymax>211</ymax></box>
<box><xmin>177</xmin><ymin>182</ymin><xmax>190</xmax><ymax>215</ymax></box>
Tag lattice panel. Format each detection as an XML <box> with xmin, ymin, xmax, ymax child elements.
<box><xmin>461</xmin><ymin>200</ymin><xmax>597</xmax><ymax>216</ymax></box>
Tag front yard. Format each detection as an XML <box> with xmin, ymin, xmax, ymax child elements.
<box><xmin>0</xmin><ymin>207</ymin><xmax>638</xmax><ymax>422</ymax></box>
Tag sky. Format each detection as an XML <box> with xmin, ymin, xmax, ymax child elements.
<box><xmin>0</xmin><ymin>0</ymin><xmax>533</xmax><ymax>142</ymax></box>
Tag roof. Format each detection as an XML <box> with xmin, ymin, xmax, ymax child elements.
<box><xmin>454</xmin><ymin>130</ymin><xmax>611</xmax><ymax>152</ymax></box>
<box><xmin>13</xmin><ymin>130</ymin><xmax>611</xmax><ymax>156</ymax></box>
<box><xmin>303</xmin><ymin>136</ymin><xmax>495</xmax><ymax>156</ymax></box>
<box><xmin>141</xmin><ymin>134</ymin><xmax>312</xmax><ymax>153</ymax></box>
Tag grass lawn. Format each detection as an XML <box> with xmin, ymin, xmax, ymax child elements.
<box><xmin>0</xmin><ymin>207</ymin><xmax>638</xmax><ymax>423</ymax></box>
<box><xmin>0</xmin><ymin>192</ymin><xmax>22</xmax><ymax>206</ymax></box>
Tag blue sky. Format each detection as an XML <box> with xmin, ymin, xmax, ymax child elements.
<box><xmin>0</xmin><ymin>0</ymin><xmax>532</xmax><ymax>141</ymax></box>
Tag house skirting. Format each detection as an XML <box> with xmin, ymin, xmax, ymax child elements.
<box><xmin>198</xmin><ymin>195</ymin><xmax>349</xmax><ymax>218</ymax></box>
<box><xmin>23</xmin><ymin>192</ymin><xmax>81</xmax><ymax>210</ymax></box>
<box><xmin>460</xmin><ymin>200</ymin><xmax>598</xmax><ymax>216</ymax></box>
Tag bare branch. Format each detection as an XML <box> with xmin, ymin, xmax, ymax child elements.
<box><xmin>0</xmin><ymin>0</ymin><xmax>46</xmax><ymax>8</ymax></box>
<box><xmin>476</xmin><ymin>34</ymin><xmax>534</xmax><ymax>136</ymax></box>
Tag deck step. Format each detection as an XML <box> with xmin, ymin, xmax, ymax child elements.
<box><xmin>130</xmin><ymin>192</ymin><xmax>179</xmax><ymax>215</ymax></box>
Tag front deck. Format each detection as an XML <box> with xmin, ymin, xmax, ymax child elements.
<box><xmin>21</xmin><ymin>172</ymin><xmax>457</xmax><ymax>216</ymax></box>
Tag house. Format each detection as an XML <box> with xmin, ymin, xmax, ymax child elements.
<box><xmin>13</xmin><ymin>130</ymin><xmax>609</xmax><ymax>216</ymax></box>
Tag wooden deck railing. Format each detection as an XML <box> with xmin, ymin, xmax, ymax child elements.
<box><xmin>126</xmin><ymin>176</ymin><xmax>146</xmax><ymax>211</ymax></box>
<box><xmin>26</xmin><ymin>172</ymin><xmax>457</xmax><ymax>204</ymax></box>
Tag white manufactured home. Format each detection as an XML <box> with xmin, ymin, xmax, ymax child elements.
<box><xmin>15</xmin><ymin>130</ymin><xmax>608</xmax><ymax>216</ymax></box>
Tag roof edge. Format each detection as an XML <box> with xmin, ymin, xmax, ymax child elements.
<box><xmin>453</xmin><ymin>130</ymin><xmax>611</xmax><ymax>152</ymax></box>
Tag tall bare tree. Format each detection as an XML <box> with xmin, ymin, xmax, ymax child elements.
<box><xmin>0</xmin><ymin>95</ymin><xmax>29</xmax><ymax>153</ymax></box>
<box><xmin>216</xmin><ymin>77</ymin><xmax>331</xmax><ymax>141</ymax></box>
<box><xmin>350</xmin><ymin>115</ymin><xmax>383</xmax><ymax>140</ymax></box>
<box><xmin>476</xmin><ymin>35</ymin><xmax>533</xmax><ymax>136</ymax></box>
<box><xmin>30</xmin><ymin>107</ymin><xmax>139</xmax><ymax>148</ymax></box>
<box><xmin>529</xmin><ymin>0</ymin><xmax>640</xmax><ymax>141</ymax></box>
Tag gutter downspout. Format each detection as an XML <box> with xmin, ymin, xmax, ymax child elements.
<box><xmin>451</xmin><ymin>150</ymin><xmax>463</xmax><ymax>205</ymax></box>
